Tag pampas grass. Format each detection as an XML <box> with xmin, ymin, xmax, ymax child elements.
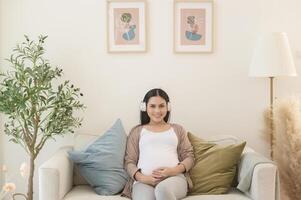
<box><xmin>265</xmin><ymin>97</ymin><xmax>301</xmax><ymax>200</ymax></box>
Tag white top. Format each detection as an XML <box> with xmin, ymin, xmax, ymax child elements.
<box><xmin>137</xmin><ymin>127</ymin><xmax>179</xmax><ymax>176</ymax></box>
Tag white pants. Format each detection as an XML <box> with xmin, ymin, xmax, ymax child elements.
<box><xmin>132</xmin><ymin>174</ymin><xmax>187</xmax><ymax>200</ymax></box>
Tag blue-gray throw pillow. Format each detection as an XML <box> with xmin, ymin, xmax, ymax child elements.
<box><xmin>68</xmin><ymin>119</ymin><xmax>129</xmax><ymax>195</ymax></box>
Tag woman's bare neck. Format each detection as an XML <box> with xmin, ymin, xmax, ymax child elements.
<box><xmin>143</xmin><ymin>122</ymin><xmax>171</xmax><ymax>133</ymax></box>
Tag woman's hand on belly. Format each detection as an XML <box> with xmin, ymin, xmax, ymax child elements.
<box><xmin>152</xmin><ymin>167</ymin><xmax>174</xmax><ymax>179</ymax></box>
<box><xmin>152</xmin><ymin>164</ymin><xmax>186</xmax><ymax>178</ymax></box>
<box><xmin>135</xmin><ymin>171</ymin><xmax>163</xmax><ymax>186</ymax></box>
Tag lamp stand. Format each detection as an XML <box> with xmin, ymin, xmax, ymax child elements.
<box><xmin>269</xmin><ymin>76</ymin><xmax>274</xmax><ymax>159</ymax></box>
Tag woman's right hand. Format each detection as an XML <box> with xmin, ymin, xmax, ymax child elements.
<box><xmin>143</xmin><ymin>175</ymin><xmax>163</xmax><ymax>186</ymax></box>
<box><xmin>134</xmin><ymin>171</ymin><xmax>162</xmax><ymax>186</ymax></box>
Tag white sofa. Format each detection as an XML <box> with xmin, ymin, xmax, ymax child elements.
<box><xmin>39</xmin><ymin>135</ymin><xmax>278</xmax><ymax>200</ymax></box>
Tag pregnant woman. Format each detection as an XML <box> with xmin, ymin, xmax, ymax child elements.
<box><xmin>122</xmin><ymin>88</ymin><xmax>195</xmax><ymax>200</ymax></box>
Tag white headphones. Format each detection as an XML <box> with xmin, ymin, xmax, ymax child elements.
<box><xmin>140</xmin><ymin>102</ymin><xmax>147</xmax><ymax>112</ymax></box>
<box><xmin>140</xmin><ymin>102</ymin><xmax>171</xmax><ymax>112</ymax></box>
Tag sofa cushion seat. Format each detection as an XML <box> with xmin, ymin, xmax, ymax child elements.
<box><xmin>63</xmin><ymin>186</ymin><xmax>128</xmax><ymax>200</ymax></box>
<box><xmin>63</xmin><ymin>185</ymin><xmax>251</xmax><ymax>200</ymax></box>
<box><xmin>183</xmin><ymin>189</ymin><xmax>251</xmax><ymax>200</ymax></box>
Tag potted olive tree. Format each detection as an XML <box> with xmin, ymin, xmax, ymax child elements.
<box><xmin>0</xmin><ymin>35</ymin><xmax>85</xmax><ymax>200</ymax></box>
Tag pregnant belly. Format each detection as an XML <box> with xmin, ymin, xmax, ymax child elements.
<box><xmin>138</xmin><ymin>154</ymin><xmax>179</xmax><ymax>176</ymax></box>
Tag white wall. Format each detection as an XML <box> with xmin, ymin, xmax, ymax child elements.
<box><xmin>0</xmin><ymin>0</ymin><xmax>300</xmax><ymax>199</ymax></box>
<box><xmin>261</xmin><ymin>0</ymin><xmax>301</xmax><ymax>97</ymax></box>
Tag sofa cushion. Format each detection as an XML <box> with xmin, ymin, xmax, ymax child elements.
<box><xmin>68</xmin><ymin>119</ymin><xmax>129</xmax><ymax>195</ymax></box>
<box><xmin>188</xmin><ymin>132</ymin><xmax>246</xmax><ymax>195</ymax></box>
<box><xmin>63</xmin><ymin>186</ymin><xmax>251</xmax><ymax>200</ymax></box>
<box><xmin>73</xmin><ymin>133</ymin><xmax>102</xmax><ymax>185</ymax></box>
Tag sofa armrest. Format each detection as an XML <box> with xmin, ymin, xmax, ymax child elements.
<box><xmin>248</xmin><ymin>163</ymin><xmax>277</xmax><ymax>200</ymax></box>
<box><xmin>238</xmin><ymin>148</ymin><xmax>277</xmax><ymax>200</ymax></box>
<box><xmin>39</xmin><ymin>146</ymin><xmax>74</xmax><ymax>200</ymax></box>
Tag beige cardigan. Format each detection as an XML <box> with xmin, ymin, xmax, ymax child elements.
<box><xmin>121</xmin><ymin>123</ymin><xmax>195</xmax><ymax>199</ymax></box>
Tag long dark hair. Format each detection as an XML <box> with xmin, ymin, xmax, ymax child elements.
<box><xmin>140</xmin><ymin>88</ymin><xmax>170</xmax><ymax>125</ymax></box>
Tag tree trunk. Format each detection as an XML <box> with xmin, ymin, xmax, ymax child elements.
<box><xmin>27</xmin><ymin>155</ymin><xmax>35</xmax><ymax>200</ymax></box>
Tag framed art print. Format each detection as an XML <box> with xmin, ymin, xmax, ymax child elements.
<box><xmin>174</xmin><ymin>0</ymin><xmax>213</xmax><ymax>53</ymax></box>
<box><xmin>107</xmin><ymin>0</ymin><xmax>147</xmax><ymax>53</ymax></box>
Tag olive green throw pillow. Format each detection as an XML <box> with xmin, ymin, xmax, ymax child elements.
<box><xmin>188</xmin><ymin>132</ymin><xmax>246</xmax><ymax>195</ymax></box>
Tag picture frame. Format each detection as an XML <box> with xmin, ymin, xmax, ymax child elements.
<box><xmin>107</xmin><ymin>0</ymin><xmax>147</xmax><ymax>53</ymax></box>
<box><xmin>174</xmin><ymin>0</ymin><xmax>213</xmax><ymax>53</ymax></box>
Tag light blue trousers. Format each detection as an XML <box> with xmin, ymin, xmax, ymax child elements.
<box><xmin>132</xmin><ymin>174</ymin><xmax>187</xmax><ymax>200</ymax></box>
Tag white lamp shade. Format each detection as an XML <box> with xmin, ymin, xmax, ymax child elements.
<box><xmin>249</xmin><ymin>32</ymin><xmax>297</xmax><ymax>77</ymax></box>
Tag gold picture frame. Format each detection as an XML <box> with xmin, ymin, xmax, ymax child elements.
<box><xmin>174</xmin><ymin>0</ymin><xmax>213</xmax><ymax>53</ymax></box>
<box><xmin>107</xmin><ymin>0</ymin><xmax>147</xmax><ymax>53</ymax></box>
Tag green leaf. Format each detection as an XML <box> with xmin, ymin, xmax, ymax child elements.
<box><xmin>9</xmin><ymin>138</ymin><xmax>19</xmax><ymax>144</ymax></box>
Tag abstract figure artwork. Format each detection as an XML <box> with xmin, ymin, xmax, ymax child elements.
<box><xmin>186</xmin><ymin>15</ymin><xmax>202</xmax><ymax>41</ymax></box>
<box><xmin>114</xmin><ymin>10</ymin><xmax>139</xmax><ymax>45</ymax></box>
<box><xmin>120</xmin><ymin>13</ymin><xmax>136</xmax><ymax>41</ymax></box>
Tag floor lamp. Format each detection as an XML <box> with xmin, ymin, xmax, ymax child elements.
<box><xmin>249</xmin><ymin>32</ymin><xmax>297</xmax><ymax>159</ymax></box>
